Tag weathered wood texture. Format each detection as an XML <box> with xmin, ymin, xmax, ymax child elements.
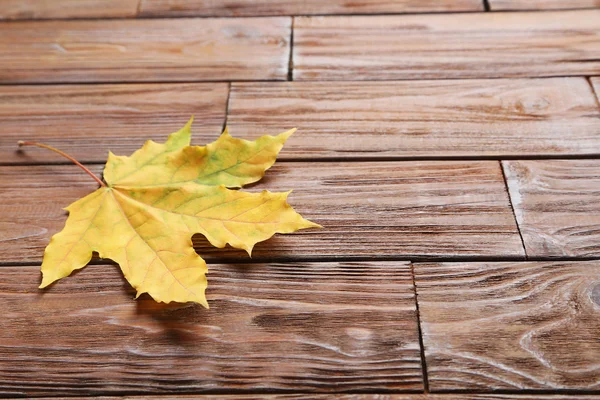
<box><xmin>490</xmin><ymin>0</ymin><xmax>600</xmax><ymax>10</ymax></box>
<box><xmin>5</xmin><ymin>79</ymin><xmax>600</xmax><ymax>163</ymax></box>
<box><xmin>0</xmin><ymin>18</ymin><xmax>291</xmax><ymax>83</ymax></box>
<box><xmin>0</xmin><ymin>0</ymin><xmax>139</xmax><ymax>19</ymax></box>
<box><xmin>138</xmin><ymin>0</ymin><xmax>483</xmax><ymax>17</ymax></box>
<box><xmin>228</xmin><ymin>79</ymin><xmax>600</xmax><ymax>159</ymax></box>
<box><xmin>593</xmin><ymin>78</ymin><xmax>600</xmax><ymax>102</ymax></box>
<box><xmin>2</xmin><ymin>83</ymin><xmax>228</xmax><ymax>165</ymax></box>
<box><xmin>0</xmin><ymin>261</ymin><xmax>421</xmax><ymax>396</ymax></box>
<box><xmin>292</xmin><ymin>11</ymin><xmax>600</xmax><ymax>80</ymax></box>
<box><xmin>415</xmin><ymin>261</ymin><xmax>600</xmax><ymax>390</ymax></box>
<box><xmin>0</xmin><ymin>161</ymin><xmax>524</xmax><ymax>264</ymax></box>
<box><xmin>503</xmin><ymin>160</ymin><xmax>600</xmax><ymax>257</ymax></box>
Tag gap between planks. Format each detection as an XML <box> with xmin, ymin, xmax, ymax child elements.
<box><xmin>411</xmin><ymin>263</ymin><xmax>430</xmax><ymax>393</ymax></box>
<box><xmin>19</xmin><ymin>393</ymin><xmax>600</xmax><ymax>398</ymax></box>
<box><xmin>8</xmin><ymin>255</ymin><xmax>600</xmax><ymax>269</ymax></box>
<box><xmin>589</xmin><ymin>77</ymin><xmax>600</xmax><ymax>109</ymax></box>
<box><xmin>8</xmin><ymin>153</ymin><xmax>600</xmax><ymax>168</ymax></box>
<box><xmin>0</xmin><ymin>75</ymin><xmax>599</xmax><ymax>86</ymax></box>
<box><xmin>287</xmin><ymin>17</ymin><xmax>294</xmax><ymax>81</ymax></box>
<box><xmin>499</xmin><ymin>161</ymin><xmax>527</xmax><ymax>259</ymax></box>
<box><xmin>221</xmin><ymin>82</ymin><xmax>232</xmax><ymax>134</ymax></box>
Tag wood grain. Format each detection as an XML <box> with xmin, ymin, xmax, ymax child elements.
<box><xmin>0</xmin><ymin>161</ymin><xmax>524</xmax><ymax>264</ymax></box>
<box><xmin>593</xmin><ymin>78</ymin><xmax>600</xmax><ymax>103</ymax></box>
<box><xmin>0</xmin><ymin>18</ymin><xmax>291</xmax><ymax>83</ymax></box>
<box><xmin>292</xmin><ymin>11</ymin><xmax>600</xmax><ymax>80</ymax></box>
<box><xmin>139</xmin><ymin>0</ymin><xmax>482</xmax><ymax>17</ymax></box>
<box><xmin>415</xmin><ymin>261</ymin><xmax>600</xmax><ymax>390</ymax></box>
<box><xmin>489</xmin><ymin>0</ymin><xmax>600</xmax><ymax>10</ymax></box>
<box><xmin>0</xmin><ymin>261</ymin><xmax>421</xmax><ymax>396</ymax></box>
<box><xmin>1</xmin><ymin>83</ymin><xmax>228</xmax><ymax>164</ymax></box>
<box><xmin>502</xmin><ymin>160</ymin><xmax>600</xmax><ymax>257</ymax></box>
<box><xmin>228</xmin><ymin>79</ymin><xmax>600</xmax><ymax>159</ymax></box>
<box><xmin>0</xmin><ymin>0</ymin><xmax>139</xmax><ymax>20</ymax></box>
<box><xmin>6</xmin><ymin>79</ymin><xmax>600</xmax><ymax>163</ymax></box>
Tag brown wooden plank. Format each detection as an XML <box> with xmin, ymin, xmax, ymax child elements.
<box><xmin>2</xmin><ymin>83</ymin><xmax>228</xmax><ymax>165</ymax></box>
<box><xmin>7</xmin><ymin>79</ymin><xmax>600</xmax><ymax>163</ymax></box>
<box><xmin>0</xmin><ymin>261</ymin><xmax>420</xmax><ymax>396</ymax></box>
<box><xmin>502</xmin><ymin>160</ymin><xmax>600</xmax><ymax>257</ymax></box>
<box><xmin>228</xmin><ymin>78</ymin><xmax>600</xmax><ymax>159</ymax></box>
<box><xmin>593</xmin><ymin>77</ymin><xmax>600</xmax><ymax>103</ymax></box>
<box><xmin>0</xmin><ymin>18</ymin><xmax>291</xmax><ymax>83</ymax></box>
<box><xmin>139</xmin><ymin>0</ymin><xmax>482</xmax><ymax>17</ymax></box>
<box><xmin>415</xmin><ymin>261</ymin><xmax>600</xmax><ymax>391</ymax></box>
<box><xmin>293</xmin><ymin>11</ymin><xmax>600</xmax><ymax>80</ymax></box>
<box><xmin>490</xmin><ymin>0</ymin><xmax>600</xmax><ymax>10</ymax></box>
<box><xmin>0</xmin><ymin>161</ymin><xmax>524</xmax><ymax>264</ymax></box>
<box><xmin>0</xmin><ymin>0</ymin><xmax>139</xmax><ymax>20</ymax></box>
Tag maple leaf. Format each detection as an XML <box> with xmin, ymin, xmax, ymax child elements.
<box><xmin>20</xmin><ymin>118</ymin><xmax>320</xmax><ymax>307</ymax></box>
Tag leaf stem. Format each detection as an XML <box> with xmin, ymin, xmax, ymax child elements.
<box><xmin>18</xmin><ymin>141</ymin><xmax>107</xmax><ymax>187</ymax></box>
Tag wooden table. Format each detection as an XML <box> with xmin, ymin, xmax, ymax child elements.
<box><xmin>1</xmin><ymin>0</ymin><xmax>600</xmax><ymax>398</ymax></box>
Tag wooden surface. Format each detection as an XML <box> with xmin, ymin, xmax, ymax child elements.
<box><xmin>228</xmin><ymin>79</ymin><xmax>600</xmax><ymax>159</ymax></box>
<box><xmin>415</xmin><ymin>261</ymin><xmax>600</xmax><ymax>390</ymax></box>
<box><xmin>503</xmin><ymin>160</ymin><xmax>600</xmax><ymax>257</ymax></box>
<box><xmin>4</xmin><ymin>78</ymin><xmax>600</xmax><ymax>163</ymax></box>
<box><xmin>0</xmin><ymin>0</ymin><xmax>139</xmax><ymax>19</ymax></box>
<box><xmin>489</xmin><ymin>0</ymin><xmax>600</xmax><ymax>10</ymax></box>
<box><xmin>0</xmin><ymin>261</ymin><xmax>421</xmax><ymax>396</ymax></box>
<box><xmin>0</xmin><ymin>18</ymin><xmax>291</xmax><ymax>83</ymax></box>
<box><xmin>593</xmin><ymin>78</ymin><xmax>600</xmax><ymax>101</ymax></box>
<box><xmin>293</xmin><ymin>10</ymin><xmax>600</xmax><ymax>80</ymax></box>
<box><xmin>1</xmin><ymin>83</ymin><xmax>228</xmax><ymax>164</ymax></box>
<box><xmin>1</xmin><ymin>1</ymin><xmax>600</xmax><ymax>397</ymax></box>
<box><xmin>138</xmin><ymin>0</ymin><xmax>483</xmax><ymax>17</ymax></box>
<box><xmin>0</xmin><ymin>161</ymin><xmax>524</xmax><ymax>264</ymax></box>
<box><xmin>0</xmin><ymin>0</ymin><xmax>484</xmax><ymax>19</ymax></box>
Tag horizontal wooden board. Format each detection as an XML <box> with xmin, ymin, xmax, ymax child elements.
<box><xmin>228</xmin><ymin>78</ymin><xmax>600</xmax><ymax>159</ymax></box>
<box><xmin>502</xmin><ymin>160</ymin><xmax>600</xmax><ymax>257</ymax></box>
<box><xmin>489</xmin><ymin>0</ymin><xmax>600</xmax><ymax>10</ymax></box>
<box><xmin>0</xmin><ymin>0</ymin><xmax>139</xmax><ymax>19</ymax></box>
<box><xmin>415</xmin><ymin>261</ymin><xmax>600</xmax><ymax>390</ymax></box>
<box><xmin>0</xmin><ymin>161</ymin><xmax>524</xmax><ymax>264</ymax></box>
<box><xmin>139</xmin><ymin>0</ymin><xmax>482</xmax><ymax>17</ymax></box>
<box><xmin>0</xmin><ymin>18</ymin><xmax>291</xmax><ymax>83</ymax></box>
<box><xmin>0</xmin><ymin>261</ymin><xmax>421</xmax><ymax>396</ymax></box>
<box><xmin>1</xmin><ymin>83</ymin><xmax>228</xmax><ymax>165</ymax></box>
<box><xmin>293</xmin><ymin>10</ymin><xmax>600</xmax><ymax>80</ymax></box>
<box><xmin>7</xmin><ymin>79</ymin><xmax>600</xmax><ymax>163</ymax></box>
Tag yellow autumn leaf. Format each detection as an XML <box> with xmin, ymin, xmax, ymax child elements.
<box><xmin>104</xmin><ymin>116</ymin><xmax>296</xmax><ymax>188</ymax></box>
<box><xmin>22</xmin><ymin>119</ymin><xmax>320</xmax><ymax>307</ymax></box>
